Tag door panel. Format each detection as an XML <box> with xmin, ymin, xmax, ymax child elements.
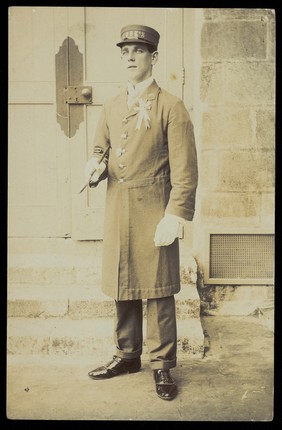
<box><xmin>71</xmin><ymin>7</ymin><xmax>184</xmax><ymax>239</ymax></box>
<box><xmin>9</xmin><ymin>7</ymin><xmax>55</xmax><ymax>82</ymax></box>
<box><xmin>8</xmin><ymin>7</ymin><xmax>71</xmax><ymax>237</ymax></box>
<box><xmin>9</xmin><ymin>105</ymin><xmax>57</xmax><ymax>207</ymax></box>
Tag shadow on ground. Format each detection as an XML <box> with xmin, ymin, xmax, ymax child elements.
<box><xmin>7</xmin><ymin>315</ymin><xmax>274</xmax><ymax>421</ymax></box>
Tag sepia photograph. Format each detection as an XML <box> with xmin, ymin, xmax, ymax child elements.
<box><xmin>7</xmin><ymin>6</ymin><xmax>275</xmax><ymax>421</ymax></box>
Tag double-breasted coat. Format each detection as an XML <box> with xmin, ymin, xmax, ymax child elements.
<box><xmin>92</xmin><ymin>80</ymin><xmax>198</xmax><ymax>301</ymax></box>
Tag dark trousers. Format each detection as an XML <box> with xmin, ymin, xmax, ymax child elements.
<box><xmin>114</xmin><ymin>296</ymin><xmax>177</xmax><ymax>370</ymax></box>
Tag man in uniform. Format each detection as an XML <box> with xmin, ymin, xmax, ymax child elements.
<box><xmin>84</xmin><ymin>25</ymin><xmax>198</xmax><ymax>400</ymax></box>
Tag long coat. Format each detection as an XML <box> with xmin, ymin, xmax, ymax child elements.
<box><xmin>92</xmin><ymin>80</ymin><xmax>198</xmax><ymax>300</ymax></box>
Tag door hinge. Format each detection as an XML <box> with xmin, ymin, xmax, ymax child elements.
<box><xmin>182</xmin><ymin>67</ymin><xmax>185</xmax><ymax>86</ymax></box>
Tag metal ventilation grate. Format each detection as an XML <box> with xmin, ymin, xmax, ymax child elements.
<box><xmin>209</xmin><ymin>234</ymin><xmax>274</xmax><ymax>280</ymax></box>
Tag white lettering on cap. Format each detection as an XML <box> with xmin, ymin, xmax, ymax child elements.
<box><xmin>122</xmin><ymin>30</ymin><xmax>145</xmax><ymax>40</ymax></box>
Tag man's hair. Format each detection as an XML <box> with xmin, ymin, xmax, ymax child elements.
<box><xmin>147</xmin><ymin>44</ymin><xmax>157</xmax><ymax>53</ymax></box>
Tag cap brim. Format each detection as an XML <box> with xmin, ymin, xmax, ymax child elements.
<box><xmin>116</xmin><ymin>40</ymin><xmax>157</xmax><ymax>48</ymax></box>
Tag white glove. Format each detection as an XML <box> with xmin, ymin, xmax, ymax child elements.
<box><xmin>84</xmin><ymin>157</ymin><xmax>106</xmax><ymax>184</ymax></box>
<box><xmin>154</xmin><ymin>214</ymin><xmax>185</xmax><ymax>247</ymax></box>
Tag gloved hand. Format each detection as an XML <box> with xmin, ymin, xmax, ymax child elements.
<box><xmin>84</xmin><ymin>157</ymin><xmax>106</xmax><ymax>186</ymax></box>
<box><xmin>154</xmin><ymin>214</ymin><xmax>185</xmax><ymax>247</ymax></box>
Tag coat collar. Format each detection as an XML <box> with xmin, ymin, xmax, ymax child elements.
<box><xmin>115</xmin><ymin>80</ymin><xmax>160</xmax><ymax>119</ymax></box>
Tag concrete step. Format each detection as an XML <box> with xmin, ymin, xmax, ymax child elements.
<box><xmin>8</xmin><ymin>251</ymin><xmax>198</xmax><ymax>286</ymax></box>
<box><xmin>7</xmin><ymin>240</ymin><xmax>202</xmax><ymax>359</ymax></box>
<box><xmin>8</xmin><ymin>237</ymin><xmax>103</xmax><ymax>255</ymax></box>
<box><xmin>7</xmin><ymin>317</ymin><xmax>204</xmax><ymax>359</ymax></box>
<box><xmin>8</xmin><ymin>253</ymin><xmax>102</xmax><ymax>286</ymax></box>
<box><xmin>7</xmin><ymin>284</ymin><xmax>112</xmax><ymax>319</ymax></box>
<box><xmin>8</xmin><ymin>283</ymin><xmax>201</xmax><ymax>320</ymax></box>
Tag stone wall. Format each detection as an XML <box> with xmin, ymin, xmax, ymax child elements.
<box><xmin>189</xmin><ymin>8</ymin><xmax>275</xmax><ymax>315</ymax></box>
<box><xmin>191</xmin><ymin>8</ymin><xmax>275</xmax><ymax>260</ymax></box>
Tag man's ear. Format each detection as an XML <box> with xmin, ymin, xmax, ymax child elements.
<box><xmin>151</xmin><ymin>51</ymin><xmax>159</xmax><ymax>65</ymax></box>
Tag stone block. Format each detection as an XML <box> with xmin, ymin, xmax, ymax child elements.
<box><xmin>200</xmin><ymin>63</ymin><xmax>224</xmax><ymax>104</ymax></box>
<box><xmin>7</xmin><ymin>318</ymin><xmax>114</xmax><ymax>357</ymax></box>
<box><xmin>198</xmin><ymin>284</ymin><xmax>274</xmax><ymax>320</ymax></box>
<box><xmin>218</xmin><ymin>150</ymin><xmax>274</xmax><ymax>191</ymax></box>
<box><xmin>201</xmin><ymin>21</ymin><xmax>267</xmax><ymax>60</ymax></box>
<box><xmin>201</xmin><ymin>109</ymin><xmax>253</xmax><ymax>148</ymax></box>
<box><xmin>8</xmin><ymin>252</ymin><xmax>103</xmax><ymax>285</ymax></box>
<box><xmin>203</xmin><ymin>8</ymin><xmax>274</xmax><ymax>22</ymax></box>
<box><xmin>200</xmin><ymin>153</ymin><xmax>219</xmax><ymax>190</ymax></box>
<box><xmin>75</xmin><ymin>267</ymin><xmax>101</xmax><ymax>285</ymax></box>
<box><xmin>8</xmin><ymin>298</ymin><xmax>68</xmax><ymax>318</ymax></box>
<box><xmin>201</xmin><ymin>192</ymin><xmax>260</xmax><ymax>218</ymax></box>
<box><xmin>8</xmin><ymin>237</ymin><xmax>103</xmax><ymax>257</ymax></box>
<box><xmin>68</xmin><ymin>299</ymin><xmax>115</xmax><ymax>319</ymax></box>
<box><xmin>7</xmin><ymin>284</ymin><xmax>70</xmax><ymax>318</ymax></box>
<box><xmin>256</xmin><ymin>110</ymin><xmax>275</xmax><ymax>149</ymax></box>
<box><xmin>223</xmin><ymin>62</ymin><xmax>274</xmax><ymax>104</ymax></box>
<box><xmin>8</xmin><ymin>265</ymin><xmax>76</xmax><ymax>285</ymax></box>
<box><xmin>201</xmin><ymin>62</ymin><xmax>274</xmax><ymax>105</ymax></box>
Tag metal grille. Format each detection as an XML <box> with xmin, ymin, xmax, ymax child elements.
<box><xmin>209</xmin><ymin>234</ymin><xmax>274</xmax><ymax>280</ymax></box>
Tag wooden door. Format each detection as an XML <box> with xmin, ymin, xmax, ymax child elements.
<box><xmin>71</xmin><ymin>7</ymin><xmax>184</xmax><ymax>239</ymax></box>
<box><xmin>8</xmin><ymin>7</ymin><xmax>184</xmax><ymax>240</ymax></box>
<box><xmin>8</xmin><ymin>7</ymin><xmax>72</xmax><ymax>238</ymax></box>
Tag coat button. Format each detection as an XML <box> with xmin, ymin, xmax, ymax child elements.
<box><xmin>116</xmin><ymin>148</ymin><xmax>126</xmax><ymax>157</ymax></box>
<box><xmin>118</xmin><ymin>178</ymin><xmax>124</xmax><ymax>183</ymax></box>
<box><xmin>122</xmin><ymin>118</ymin><xmax>128</xmax><ymax>123</ymax></box>
<box><xmin>121</xmin><ymin>132</ymin><xmax>128</xmax><ymax>140</ymax></box>
<box><xmin>118</xmin><ymin>164</ymin><xmax>125</xmax><ymax>169</ymax></box>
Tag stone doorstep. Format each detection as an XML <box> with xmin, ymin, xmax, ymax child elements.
<box><xmin>8</xmin><ymin>259</ymin><xmax>102</xmax><ymax>286</ymax></box>
<box><xmin>7</xmin><ymin>317</ymin><xmax>205</xmax><ymax>359</ymax></box>
<box><xmin>8</xmin><ymin>253</ymin><xmax>197</xmax><ymax>286</ymax></box>
<box><xmin>8</xmin><ymin>238</ymin><xmax>103</xmax><ymax>256</ymax></box>
<box><xmin>8</xmin><ymin>265</ymin><xmax>195</xmax><ymax>286</ymax></box>
<box><xmin>7</xmin><ymin>284</ymin><xmax>201</xmax><ymax>320</ymax></box>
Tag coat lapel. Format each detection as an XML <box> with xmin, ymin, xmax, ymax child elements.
<box><xmin>141</xmin><ymin>80</ymin><xmax>160</xmax><ymax>103</ymax></box>
<box><xmin>115</xmin><ymin>91</ymin><xmax>130</xmax><ymax>119</ymax></box>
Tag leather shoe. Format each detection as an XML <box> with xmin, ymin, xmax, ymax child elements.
<box><xmin>88</xmin><ymin>355</ymin><xmax>141</xmax><ymax>380</ymax></box>
<box><xmin>153</xmin><ymin>369</ymin><xmax>177</xmax><ymax>400</ymax></box>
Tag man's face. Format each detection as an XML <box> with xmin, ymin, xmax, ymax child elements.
<box><xmin>120</xmin><ymin>43</ymin><xmax>158</xmax><ymax>84</ymax></box>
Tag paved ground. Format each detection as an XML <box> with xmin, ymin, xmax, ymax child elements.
<box><xmin>6</xmin><ymin>315</ymin><xmax>274</xmax><ymax>422</ymax></box>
